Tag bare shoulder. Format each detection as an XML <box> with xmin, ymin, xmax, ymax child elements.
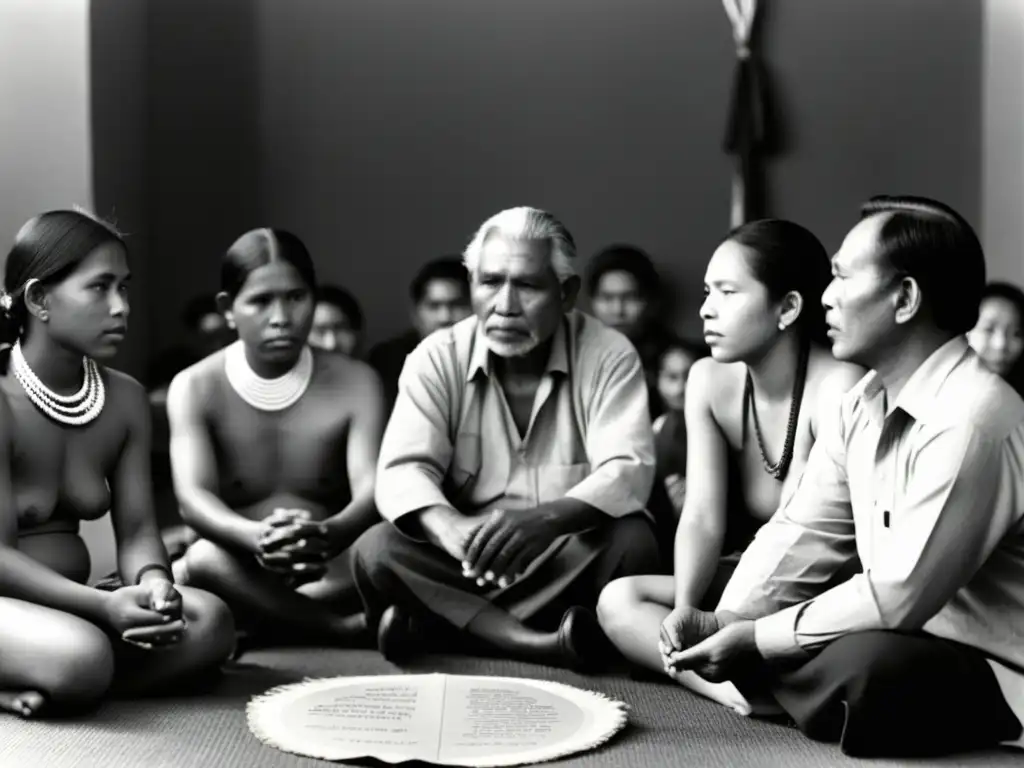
<box><xmin>313</xmin><ymin>351</ymin><xmax>385</xmax><ymax>403</ymax></box>
<box><xmin>102</xmin><ymin>366</ymin><xmax>148</xmax><ymax>404</ymax></box>
<box><xmin>316</xmin><ymin>351</ymin><xmax>382</xmax><ymax>388</ymax></box>
<box><xmin>689</xmin><ymin>356</ymin><xmax>744</xmax><ymax>414</ymax></box>
<box><xmin>166</xmin><ymin>349</ymin><xmax>226</xmax><ymax>414</ymax></box>
<box><xmin>806</xmin><ymin>347</ymin><xmax>866</xmax><ymax>403</ymax></box>
<box><xmin>100</xmin><ymin>366</ymin><xmax>152</xmax><ymax>430</ymax></box>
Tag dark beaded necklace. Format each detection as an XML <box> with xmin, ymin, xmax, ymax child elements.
<box><xmin>743</xmin><ymin>341</ymin><xmax>809</xmax><ymax>480</ymax></box>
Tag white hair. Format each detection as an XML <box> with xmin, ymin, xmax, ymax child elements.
<box><xmin>462</xmin><ymin>206</ymin><xmax>577</xmax><ymax>282</ymax></box>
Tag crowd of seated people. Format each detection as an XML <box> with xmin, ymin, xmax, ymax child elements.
<box><xmin>1</xmin><ymin>198</ymin><xmax>1023</xmax><ymax>760</ymax></box>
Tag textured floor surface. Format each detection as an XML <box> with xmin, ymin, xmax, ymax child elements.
<box><xmin>2</xmin><ymin>648</ymin><xmax>1021</xmax><ymax>768</ymax></box>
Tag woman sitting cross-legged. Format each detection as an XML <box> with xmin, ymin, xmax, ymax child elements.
<box><xmin>169</xmin><ymin>228</ymin><xmax>385</xmax><ymax>647</ymax></box>
<box><xmin>0</xmin><ymin>210</ymin><xmax>235</xmax><ymax>719</ymax></box>
<box><xmin>597</xmin><ymin>220</ymin><xmax>863</xmax><ymax>709</ymax></box>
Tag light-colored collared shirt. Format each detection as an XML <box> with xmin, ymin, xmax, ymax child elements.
<box><xmin>718</xmin><ymin>337</ymin><xmax>1024</xmax><ymax>746</ymax></box>
<box><xmin>375</xmin><ymin>311</ymin><xmax>655</xmax><ymax>532</ymax></box>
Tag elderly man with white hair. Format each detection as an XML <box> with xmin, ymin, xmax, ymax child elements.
<box><xmin>350</xmin><ymin>206</ymin><xmax>660</xmax><ymax>670</ymax></box>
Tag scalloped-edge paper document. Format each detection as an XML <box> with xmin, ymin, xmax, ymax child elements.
<box><xmin>247</xmin><ymin>673</ymin><xmax>629</xmax><ymax>766</ymax></box>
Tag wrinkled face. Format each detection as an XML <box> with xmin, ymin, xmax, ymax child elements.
<box><xmin>657</xmin><ymin>348</ymin><xmax>696</xmax><ymax>412</ymax></box>
<box><xmin>591</xmin><ymin>270</ymin><xmax>649</xmax><ymax>338</ymax></box>
<box><xmin>413</xmin><ymin>278</ymin><xmax>471</xmax><ymax>338</ymax></box>
<box><xmin>821</xmin><ymin>215</ymin><xmax>901</xmax><ymax>366</ymax></box>
<box><xmin>699</xmin><ymin>240</ymin><xmax>780</xmax><ymax>362</ymax></box>
<box><xmin>471</xmin><ymin>235</ymin><xmax>571</xmax><ymax>358</ymax></box>
<box><xmin>226</xmin><ymin>260</ymin><xmax>314</xmax><ymax>368</ymax></box>
<box><xmin>308</xmin><ymin>301</ymin><xmax>359</xmax><ymax>356</ymax></box>
<box><xmin>39</xmin><ymin>241</ymin><xmax>130</xmax><ymax>360</ymax></box>
<box><xmin>968</xmin><ymin>297</ymin><xmax>1024</xmax><ymax>377</ymax></box>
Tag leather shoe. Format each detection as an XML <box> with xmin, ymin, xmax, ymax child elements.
<box><xmin>557</xmin><ymin>606</ymin><xmax>614</xmax><ymax>673</ymax></box>
<box><xmin>377</xmin><ymin>605</ymin><xmax>420</xmax><ymax>664</ymax></box>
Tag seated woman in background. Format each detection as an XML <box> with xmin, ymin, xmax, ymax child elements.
<box><xmin>0</xmin><ymin>210</ymin><xmax>235</xmax><ymax>719</ymax></box>
<box><xmin>968</xmin><ymin>281</ymin><xmax>1024</xmax><ymax>395</ymax></box>
<box><xmin>648</xmin><ymin>338</ymin><xmax>706</xmax><ymax>563</ymax></box>
<box><xmin>597</xmin><ymin>220</ymin><xmax>863</xmax><ymax>697</ymax></box>
<box><xmin>169</xmin><ymin>228</ymin><xmax>385</xmax><ymax>647</ymax></box>
<box><xmin>308</xmin><ymin>284</ymin><xmax>364</xmax><ymax>357</ymax></box>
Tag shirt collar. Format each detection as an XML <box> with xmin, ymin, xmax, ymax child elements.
<box><xmin>859</xmin><ymin>335</ymin><xmax>970</xmax><ymax>422</ymax></box>
<box><xmin>466</xmin><ymin>315</ymin><xmax>571</xmax><ymax>382</ymax></box>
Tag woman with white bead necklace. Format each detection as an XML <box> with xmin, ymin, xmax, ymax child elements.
<box><xmin>0</xmin><ymin>210</ymin><xmax>235</xmax><ymax>719</ymax></box>
<box><xmin>167</xmin><ymin>228</ymin><xmax>385</xmax><ymax>649</ymax></box>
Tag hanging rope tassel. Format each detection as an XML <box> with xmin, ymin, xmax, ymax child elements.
<box><xmin>722</xmin><ymin>0</ymin><xmax>765</xmax><ymax>229</ymax></box>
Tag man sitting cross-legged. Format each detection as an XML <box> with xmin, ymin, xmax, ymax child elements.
<box><xmin>669</xmin><ymin>197</ymin><xmax>1024</xmax><ymax>758</ymax></box>
<box><xmin>350</xmin><ymin>206</ymin><xmax>661</xmax><ymax>672</ymax></box>
<box><xmin>169</xmin><ymin>228</ymin><xmax>385</xmax><ymax>647</ymax></box>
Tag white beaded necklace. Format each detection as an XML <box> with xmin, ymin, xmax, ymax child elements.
<box><xmin>10</xmin><ymin>341</ymin><xmax>105</xmax><ymax>426</ymax></box>
<box><xmin>224</xmin><ymin>340</ymin><xmax>313</xmax><ymax>412</ymax></box>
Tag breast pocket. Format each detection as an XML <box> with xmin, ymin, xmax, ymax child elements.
<box><xmin>536</xmin><ymin>462</ymin><xmax>590</xmax><ymax>504</ymax></box>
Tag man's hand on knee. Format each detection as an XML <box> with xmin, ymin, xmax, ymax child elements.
<box><xmin>419</xmin><ymin>506</ymin><xmax>483</xmax><ymax>563</ymax></box>
<box><xmin>462</xmin><ymin>508</ymin><xmax>559</xmax><ymax>589</ymax></box>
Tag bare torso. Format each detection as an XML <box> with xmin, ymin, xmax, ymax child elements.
<box><xmin>2</xmin><ymin>367</ymin><xmax>134</xmax><ymax>583</ymax></box>
<box><xmin>708</xmin><ymin>347</ymin><xmax>860</xmax><ymax>527</ymax></box>
<box><xmin>189</xmin><ymin>349</ymin><xmax>374</xmax><ymax>522</ymax></box>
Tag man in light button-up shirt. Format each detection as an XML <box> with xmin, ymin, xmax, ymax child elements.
<box><xmin>671</xmin><ymin>196</ymin><xmax>1024</xmax><ymax>757</ymax></box>
<box><xmin>351</xmin><ymin>207</ymin><xmax>659</xmax><ymax>671</ymax></box>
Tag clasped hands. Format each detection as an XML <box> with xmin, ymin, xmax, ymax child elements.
<box><xmin>255</xmin><ymin>508</ymin><xmax>340</xmax><ymax>586</ymax></box>
<box><xmin>431</xmin><ymin>507</ymin><xmax>559</xmax><ymax>590</ymax></box>
<box><xmin>106</xmin><ymin>578</ymin><xmax>184</xmax><ymax>651</ymax></box>
<box><xmin>658</xmin><ymin>606</ymin><xmax>759</xmax><ymax>683</ymax></box>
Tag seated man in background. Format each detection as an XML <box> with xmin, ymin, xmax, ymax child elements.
<box><xmin>587</xmin><ymin>244</ymin><xmax>676</xmax><ymax>415</ymax></box>
<box><xmin>168</xmin><ymin>228</ymin><xmax>385</xmax><ymax>647</ymax></box>
<box><xmin>669</xmin><ymin>196</ymin><xmax>1024</xmax><ymax>758</ymax></box>
<box><xmin>368</xmin><ymin>256</ymin><xmax>471</xmax><ymax>408</ymax></box>
<box><xmin>308</xmin><ymin>284</ymin><xmax>364</xmax><ymax>358</ymax></box>
<box><xmin>351</xmin><ymin>206</ymin><xmax>660</xmax><ymax>671</ymax></box>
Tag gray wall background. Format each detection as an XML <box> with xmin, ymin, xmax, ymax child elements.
<box><xmin>91</xmin><ymin>0</ymin><xmax>982</xmax><ymax>356</ymax></box>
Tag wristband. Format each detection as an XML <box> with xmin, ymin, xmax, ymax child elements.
<box><xmin>134</xmin><ymin>563</ymin><xmax>172</xmax><ymax>585</ymax></box>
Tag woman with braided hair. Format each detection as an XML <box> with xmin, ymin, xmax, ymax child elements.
<box><xmin>597</xmin><ymin>219</ymin><xmax>863</xmax><ymax>699</ymax></box>
<box><xmin>0</xmin><ymin>210</ymin><xmax>235</xmax><ymax>719</ymax></box>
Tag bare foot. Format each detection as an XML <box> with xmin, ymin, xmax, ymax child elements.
<box><xmin>0</xmin><ymin>690</ymin><xmax>46</xmax><ymax>718</ymax></box>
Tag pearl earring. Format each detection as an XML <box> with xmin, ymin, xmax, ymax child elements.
<box><xmin>778</xmin><ymin>321</ymin><xmax>785</xmax><ymax>331</ymax></box>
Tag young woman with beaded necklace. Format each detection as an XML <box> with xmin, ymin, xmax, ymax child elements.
<box><xmin>597</xmin><ymin>219</ymin><xmax>864</xmax><ymax>695</ymax></box>
<box><xmin>167</xmin><ymin>228</ymin><xmax>385</xmax><ymax>647</ymax></box>
<box><xmin>0</xmin><ymin>210</ymin><xmax>235</xmax><ymax>719</ymax></box>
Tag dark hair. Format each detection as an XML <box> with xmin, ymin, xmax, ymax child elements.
<box><xmin>410</xmin><ymin>257</ymin><xmax>469</xmax><ymax>304</ymax></box>
<box><xmin>979</xmin><ymin>282</ymin><xmax>1024</xmax><ymax>323</ymax></box>
<box><xmin>220</xmin><ymin>228</ymin><xmax>317</xmax><ymax>301</ymax></box>
<box><xmin>1</xmin><ymin>209</ymin><xmax>125</xmax><ymax>349</ymax></box>
<box><xmin>860</xmin><ymin>195</ymin><xmax>985</xmax><ymax>335</ymax></box>
<box><xmin>727</xmin><ymin>219</ymin><xmax>831</xmax><ymax>346</ymax></box>
<box><xmin>317</xmin><ymin>284</ymin><xmax>364</xmax><ymax>331</ymax></box>
<box><xmin>978</xmin><ymin>282</ymin><xmax>1024</xmax><ymax>395</ymax></box>
<box><xmin>586</xmin><ymin>244</ymin><xmax>662</xmax><ymax>300</ymax></box>
<box><xmin>181</xmin><ymin>294</ymin><xmax>221</xmax><ymax>329</ymax></box>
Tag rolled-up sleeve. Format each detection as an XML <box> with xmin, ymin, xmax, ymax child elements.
<box><xmin>375</xmin><ymin>343</ymin><xmax>456</xmax><ymax>530</ymax></box>
<box><xmin>564</xmin><ymin>347</ymin><xmax>655</xmax><ymax>517</ymax></box>
<box><xmin>756</xmin><ymin>424</ymin><xmax>1019</xmax><ymax>661</ymax></box>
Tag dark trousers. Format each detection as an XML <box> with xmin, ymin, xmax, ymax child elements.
<box><xmin>739</xmin><ymin>630</ymin><xmax>1022</xmax><ymax>758</ymax></box>
<box><xmin>351</xmin><ymin>514</ymin><xmax>660</xmax><ymax>634</ymax></box>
